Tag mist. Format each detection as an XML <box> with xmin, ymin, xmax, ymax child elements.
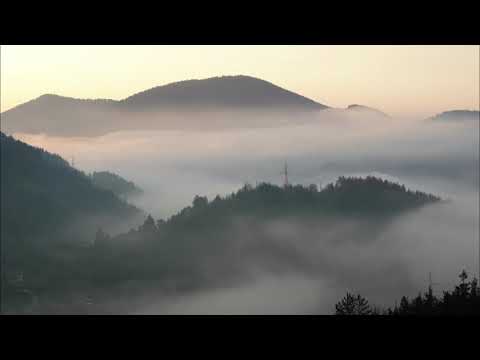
<box><xmin>12</xmin><ymin>109</ymin><xmax>479</xmax><ymax>314</ymax></box>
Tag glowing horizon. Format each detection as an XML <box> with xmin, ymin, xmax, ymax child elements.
<box><xmin>1</xmin><ymin>45</ymin><xmax>478</xmax><ymax>118</ymax></box>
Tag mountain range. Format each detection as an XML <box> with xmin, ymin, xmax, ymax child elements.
<box><xmin>3</xmin><ymin>74</ymin><xmax>473</xmax><ymax>137</ymax></box>
<box><xmin>1</xmin><ymin>75</ymin><xmax>387</xmax><ymax>136</ymax></box>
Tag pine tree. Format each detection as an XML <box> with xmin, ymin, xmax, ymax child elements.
<box><xmin>139</xmin><ymin>215</ymin><xmax>157</xmax><ymax>233</ymax></box>
<box><xmin>335</xmin><ymin>292</ymin><xmax>372</xmax><ymax>315</ymax></box>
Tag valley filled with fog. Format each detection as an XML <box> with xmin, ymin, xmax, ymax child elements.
<box><xmin>12</xmin><ymin>109</ymin><xmax>479</xmax><ymax>314</ymax></box>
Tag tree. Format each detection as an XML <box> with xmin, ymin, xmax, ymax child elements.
<box><xmin>308</xmin><ymin>184</ymin><xmax>318</xmax><ymax>192</ymax></box>
<box><xmin>398</xmin><ymin>296</ymin><xmax>410</xmax><ymax>314</ymax></box>
<box><xmin>456</xmin><ymin>269</ymin><xmax>470</xmax><ymax>298</ymax></box>
<box><xmin>470</xmin><ymin>278</ymin><xmax>478</xmax><ymax>298</ymax></box>
<box><xmin>139</xmin><ymin>215</ymin><xmax>157</xmax><ymax>233</ymax></box>
<box><xmin>156</xmin><ymin>219</ymin><xmax>166</xmax><ymax>229</ymax></box>
<box><xmin>383</xmin><ymin>269</ymin><xmax>480</xmax><ymax>315</ymax></box>
<box><xmin>193</xmin><ymin>195</ymin><xmax>208</xmax><ymax>208</ymax></box>
<box><xmin>335</xmin><ymin>293</ymin><xmax>372</xmax><ymax>315</ymax></box>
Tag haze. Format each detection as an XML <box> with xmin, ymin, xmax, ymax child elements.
<box><xmin>12</xmin><ymin>110</ymin><xmax>479</xmax><ymax>314</ymax></box>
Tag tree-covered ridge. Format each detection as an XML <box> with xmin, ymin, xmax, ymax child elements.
<box><xmin>166</xmin><ymin>176</ymin><xmax>440</xmax><ymax>225</ymax></box>
<box><xmin>89</xmin><ymin>171</ymin><xmax>143</xmax><ymax>198</ymax></box>
<box><xmin>1</xmin><ymin>132</ymin><xmax>140</xmax><ymax>266</ymax></box>
<box><xmin>1</xmin><ymin>133</ymin><xmax>144</xmax><ymax>312</ymax></box>
<box><xmin>89</xmin><ymin>177</ymin><xmax>440</xmax><ymax>292</ymax></box>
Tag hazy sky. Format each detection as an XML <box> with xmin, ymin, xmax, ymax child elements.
<box><xmin>1</xmin><ymin>45</ymin><xmax>478</xmax><ymax>117</ymax></box>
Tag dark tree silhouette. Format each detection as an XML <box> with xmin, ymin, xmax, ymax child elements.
<box><xmin>342</xmin><ymin>269</ymin><xmax>480</xmax><ymax>316</ymax></box>
<box><xmin>335</xmin><ymin>293</ymin><xmax>372</xmax><ymax>315</ymax></box>
<box><xmin>139</xmin><ymin>215</ymin><xmax>157</xmax><ymax>233</ymax></box>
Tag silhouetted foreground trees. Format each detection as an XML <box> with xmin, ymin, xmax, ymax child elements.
<box><xmin>335</xmin><ymin>293</ymin><xmax>372</xmax><ymax>315</ymax></box>
<box><xmin>335</xmin><ymin>270</ymin><xmax>480</xmax><ymax>315</ymax></box>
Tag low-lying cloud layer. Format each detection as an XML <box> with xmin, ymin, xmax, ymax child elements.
<box><xmin>13</xmin><ymin>110</ymin><xmax>479</xmax><ymax>314</ymax></box>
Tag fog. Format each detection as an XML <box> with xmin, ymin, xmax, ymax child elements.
<box><xmin>13</xmin><ymin>109</ymin><xmax>479</xmax><ymax>314</ymax></box>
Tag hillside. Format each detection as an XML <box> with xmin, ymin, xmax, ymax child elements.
<box><xmin>1</xmin><ymin>133</ymin><xmax>141</xmax><ymax>281</ymax></box>
<box><xmin>90</xmin><ymin>171</ymin><xmax>143</xmax><ymax>198</ymax></box>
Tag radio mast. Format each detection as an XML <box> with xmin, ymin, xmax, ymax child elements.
<box><xmin>283</xmin><ymin>162</ymin><xmax>289</xmax><ymax>188</ymax></box>
<box><xmin>428</xmin><ymin>272</ymin><xmax>440</xmax><ymax>296</ymax></box>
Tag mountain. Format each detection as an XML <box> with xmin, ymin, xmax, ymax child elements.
<box><xmin>1</xmin><ymin>75</ymin><xmax>329</xmax><ymax>136</ymax></box>
<box><xmin>1</xmin><ymin>94</ymin><xmax>125</xmax><ymax>136</ymax></box>
<box><xmin>90</xmin><ymin>171</ymin><xmax>143</xmax><ymax>199</ymax></box>
<box><xmin>429</xmin><ymin>110</ymin><xmax>479</xmax><ymax>122</ymax></box>
<box><xmin>120</xmin><ymin>75</ymin><xmax>327</xmax><ymax>110</ymax></box>
<box><xmin>345</xmin><ymin>104</ymin><xmax>389</xmax><ymax>118</ymax></box>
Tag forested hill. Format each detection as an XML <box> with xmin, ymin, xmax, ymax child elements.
<box><xmin>166</xmin><ymin>176</ymin><xmax>440</xmax><ymax>224</ymax></box>
<box><xmin>84</xmin><ymin>176</ymin><xmax>441</xmax><ymax>298</ymax></box>
<box><xmin>2</xmin><ymin>173</ymin><xmax>441</xmax><ymax>313</ymax></box>
<box><xmin>120</xmin><ymin>75</ymin><xmax>327</xmax><ymax>110</ymax></box>
<box><xmin>1</xmin><ymin>132</ymin><xmax>141</xmax><ymax>251</ymax></box>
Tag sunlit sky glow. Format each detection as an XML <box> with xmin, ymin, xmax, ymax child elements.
<box><xmin>1</xmin><ymin>45</ymin><xmax>478</xmax><ymax>117</ymax></box>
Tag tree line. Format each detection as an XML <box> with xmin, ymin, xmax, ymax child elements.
<box><xmin>335</xmin><ymin>270</ymin><xmax>480</xmax><ymax>315</ymax></box>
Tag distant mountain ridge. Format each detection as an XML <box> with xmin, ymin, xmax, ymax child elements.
<box><xmin>345</xmin><ymin>104</ymin><xmax>389</xmax><ymax>118</ymax></box>
<box><xmin>429</xmin><ymin>110</ymin><xmax>479</xmax><ymax>122</ymax></box>
<box><xmin>1</xmin><ymin>75</ymin><xmax>330</xmax><ymax>136</ymax></box>
<box><xmin>4</xmin><ymin>74</ymin><xmax>473</xmax><ymax>137</ymax></box>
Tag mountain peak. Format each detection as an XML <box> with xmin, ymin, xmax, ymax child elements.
<box><xmin>346</xmin><ymin>104</ymin><xmax>389</xmax><ymax>117</ymax></box>
<box><xmin>121</xmin><ymin>75</ymin><xmax>328</xmax><ymax>110</ymax></box>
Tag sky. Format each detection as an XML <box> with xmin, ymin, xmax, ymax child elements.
<box><xmin>1</xmin><ymin>45</ymin><xmax>479</xmax><ymax>117</ymax></box>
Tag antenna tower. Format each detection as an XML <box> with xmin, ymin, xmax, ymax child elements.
<box><xmin>283</xmin><ymin>161</ymin><xmax>289</xmax><ymax>188</ymax></box>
